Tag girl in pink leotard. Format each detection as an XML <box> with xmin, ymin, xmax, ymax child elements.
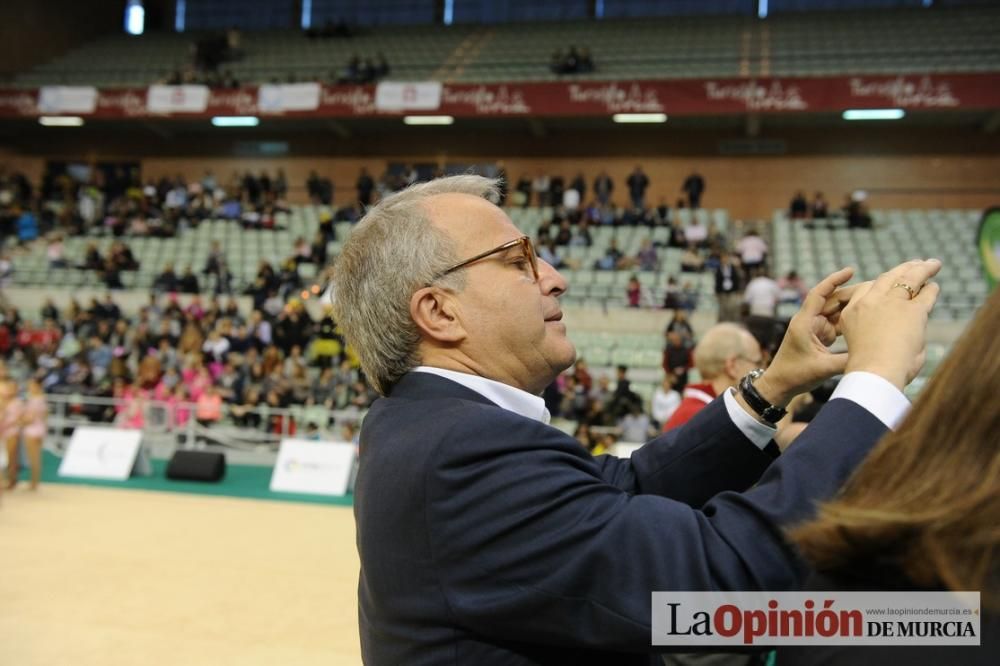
<box><xmin>1</xmin><ymin>379</ymin><xmax>23</xmax><ymax>490</ymax></box>
<box><xmin>20</xmin><ymin>379</ymin><xmax>47</xmax><ymax>490</ymax></box>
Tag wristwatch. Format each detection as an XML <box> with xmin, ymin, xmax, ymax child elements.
<box><xmin>738</xmin><ymin>369</ymin><xmax>787</xmax><ymax>425</ymax></box>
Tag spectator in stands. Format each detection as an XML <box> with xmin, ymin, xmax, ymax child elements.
<box><xmin>553</xmin><ymin>220</ymin><xmax>573</xmax><ymax>246</ymax></box>
<box><xmin>810</xmin><ymin>191</ymin><xmax>828</xmax><ymax>220</ymax></box>
<box><xmin>514</xmin><ymin>174</ymin><xmax>532</xmax><ymax>208</ymax></box>
<box><xmin>537</xmin><ymin>241</ymin><xmax>565</xmax><ymax>271</ymax></box>
<box><xmin>626</xmin><ymin>275</ymin><xmax>642</xmax><ymax>308</ymax></box>
<box><xmin>682</xmin><ymin>170</ymin><xmax>706</xmax><ymax>209</ymax></box>
<box><xmin>0</xmin><ymin>253</ymin><xmax>12</xmax><ymax>288</ymax></box>
<box><xmin>626</xmin><ymin>165</ymin><xmax>650</xmax><ymax>210</ymax></box>
<box><xmin>679</xmin><ymin>244</ymin><xmax>704</xmax><ymax>273</ymax></box>
<box><xmin>743</xmin><ymin>267</ymin><xmax>782</xmax><ymax>318</ymax></box>
<box><xmin>46</xmin><ymin>233</ymin><xmax>67</xmax><ymax>269</ymax></box>
<box><xmin>195</xmin><ymin>384</ymin><xmax>224</xmax><ymax>429</ymax></box>
<box><xmin>663</xmin><ymin>322</ymin><xmax>763</xmax><ymax>431</ymax></box>
<box><xmin>356</xmin><ymin>168</ymin><xmax>375</xmax><ymax>209</ymax></box>
<box><xmin>650</xmin><ymin>375</ymin><xmax>681</xmax><ymax>429</ymax></box>
<box><xmin>152</xmin><ymin>262</ymin><xmax>180</xmax><ymax>292</ymax></box>
<box><xmin>790</xmin><ymin>190</ymin><xmax>809</xmax><ymax>219</ymax></box>
<box><xmin>778</xmin><ymin>270</ymin><xmax>808</xmax><ymax>305</ymax></box>
<box><xmin>594</xmin><ymin>239</ymin><xmax>623</xmax><ymax>270</ymax></box>
<box><xmin>550</xmin><ymin>45</ymin><xmax>594</xmax><ymax>75</ymax></box>
<box><xmin>179</xmin><ymin>266</ymin><xmax>200</xmax><ymax>294</ymax></box>
<box><xmin>619</xmin><ymin>402</ymin><xmax>652</xmax><ymax>443</ymax></box>
<box><xmin>607</xmin><ymin>364</ymin><xmax>641</xmax><ymax>421</ymax></box>
<box><xmin>549</xmin><ymin>175</ymin><xmax>565</xmax><ymax>209</ymax></box>
<box><xmin>685</xmin><ymin>216</ymin><xmax>708</xmax><ymax>248</ymax></box>
<box><xmin>715</xmin><ymin>251</ymin><xmax>745</xmax><ymax>322</ymax></box>
<box><xmin>662</xmin><ymin>275</ymin><xmax>684</xmax><ymax>310</ymax></box>
<box><xmin>80</xmin><ymin>242</ymin><xmax>103</xmax><ymax>271</ymax></box>
<box><xmin>665</xmin><ymin>309</ymin><xmax>694</xmax><ymax>346</ymax></box>
<box><xmin>736</xmin><ymin>228</ymin><xmax>768</xmax><ymax>272</ymax></box>
<box><xmin>570</xmin><ymin>173</ymin><xmax>586</xmax><ymax>201</ymax></box>
<box><xmin>635</xmin><ymin>238</ymin><xmax>658</xmax><ymax>271</ymax></box>
<box><xmin>531</xmin><ymin>173</ymin><xmax>551</xmax><ymax>207</ymax></box>
<box><xmin>593</xmin><ymin>171</ymin><xmax>614</xmax><ymax>207</ymax></box>
<box><xmin>845</xmin><ymin>192</ymin><xmax>872</xmax><ymax>229</ymax></box>
<box><xmin>570</xmin><ymin>219</ymin><xmax>592</xmax><ymax>247</ymax></box>
<box><xmin>662</xmin><ymin>329</ymin><xmax>692</xmax><ymax>391</ymax></box>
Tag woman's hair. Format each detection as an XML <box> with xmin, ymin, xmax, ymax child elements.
<box><xmin>790</xmin><ymin>287</ymin><xmax>1000</xmax><ymax>606</ymax></box>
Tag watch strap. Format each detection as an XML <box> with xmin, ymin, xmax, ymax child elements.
<box><xmin>738</xmin><ymin>370</ymin><xmax>787</xmax><ymax>425</ymax></box>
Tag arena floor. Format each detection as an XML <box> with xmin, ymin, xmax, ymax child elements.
<box><xmin>0</xmin><ymin>484</ymin><xmax>361</xmax><ymax>665</ymax></box>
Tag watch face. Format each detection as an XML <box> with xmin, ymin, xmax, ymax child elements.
<box><xmin>762</xmin><ymin>406</ymin><xmax>787</xmax><ymax>423</ymax></box>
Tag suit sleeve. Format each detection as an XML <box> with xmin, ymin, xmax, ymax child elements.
<box><xmin>425</xmin><ymin>398</ymin><xmax>886</xmax><ymax>653</ymax></box>
<box><xmin>591</xmin><ymin>397</ymin><xmax>776</xmax><ymax>508</ymax></box>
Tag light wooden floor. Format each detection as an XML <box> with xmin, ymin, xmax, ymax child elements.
<box><xmin>0</xmin><ymin>485</ymin><xmax>361</xmax><ymax>666</ymax></box>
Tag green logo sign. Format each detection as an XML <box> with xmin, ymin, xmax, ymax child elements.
<box><xmin>978</xmin><ymin>208</ymin><xmax>1000</xmax><ymax>290</ymax></box>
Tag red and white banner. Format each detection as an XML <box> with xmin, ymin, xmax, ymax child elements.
<box><xmin>1</xmin><ymin>73</ymin><xmax>997</xmax><ymax>120</ymax></box>
<box><xmin>146</xmin><ymin>84</ymin><xmax>210</xmax><ymax>113</ymax></box>
<box><xmin>37</xmin><ymin>86</ymin><xmax>98</xmax><ymax>114</ymax></box>
<box><xmin>257</xmin><ymin>82</ymin><xmax>321</xmax><ymax>113</ymax></box>
<box><xmin>375</xmin><ymin>81</ymin><xmax>443</xmax><ymax>111</ymax></box>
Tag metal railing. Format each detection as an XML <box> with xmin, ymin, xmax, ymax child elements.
<box><xmin>41</xmin><ymin>392</ymin><xmax>365</xmax><ymax>454</ymax></box>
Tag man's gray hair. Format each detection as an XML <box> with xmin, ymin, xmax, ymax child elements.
<box><xmin>331</xmin><ymin>175</ymin><xmax>501</xmax><ymax>396</ymax></box>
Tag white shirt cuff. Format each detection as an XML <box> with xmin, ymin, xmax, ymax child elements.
<box><xmin>723</xmin><ymin>387</ymin><xmax>776</xmax><ymax>451</ymax></box>
<box><xmin>830</xmin><ymin>371</ymin><xmax>911</xmax><ymax>430</ymax></box>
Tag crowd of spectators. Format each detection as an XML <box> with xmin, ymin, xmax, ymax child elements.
<box><xmin>543</xmin><ymin>360</ymin><xmax>662</xmax><ymax>454</ymax></box>
<box><xmin>3</xmin><ymin>166</ymin><xmax>291</xmax><ymax>243</ymax></box>
<box><xmin>304</xmin><ymin>19</ymin><xmax>358</xmax><ymax>40</ymax></box>
<box><xmin>511</xmin><ymin>168</ymin><xmax>706</xmax><ymax>211</ymax></box>
<box><xmin>2</xmin><ymin>166</ymin><xmax>300</xmax><ymax>290</ymax></box>
<box><xmin>549</xmin><ymin>46</ymin><xmax>595</xmax><ymax>75</ymax></box>
<box><xmin>161</xmin><ymin>67</ymin><xmax>240</xmax><ymax>89</ymax></box>
<box><xmin>158</xmin><ymin>28</ymin><xmax>243</xmax><ymax>88</ymax></box>
<box><xmin>789</xmin><ymin>189</ymin><xmax>872</xmax><ymax>229</ymax></box>
<box><xmin>0</xmin><ymin>291</ymin><xmax>370</xmax><ymax>442</ymax></box>
<box><xmin>335</xmin><ymin>53</ymin><xmax>391</xmax><ymax>84</ymax></box>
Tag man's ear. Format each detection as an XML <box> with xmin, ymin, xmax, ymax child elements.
<box><xmin>410</xmin><ymin>287</ymin><xmax>466</xmax><ymax>343</ymax></box>
<box><xmin>723</xmin><ymin>356</ymin><xmax>740</xmax><ymax>381</ymax></box>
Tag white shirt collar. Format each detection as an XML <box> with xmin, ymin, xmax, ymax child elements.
<box><xmin>412</xmin><ymin>366</ymin><xmax>551</xmax><ymax>424</ymax></box>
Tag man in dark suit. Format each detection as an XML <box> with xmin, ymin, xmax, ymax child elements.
<box><xmin>331</xmin><ymin>176</ymin><xmax>940</xmax><ymax>665</ymax></box>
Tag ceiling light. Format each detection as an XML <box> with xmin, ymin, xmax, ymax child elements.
<box><xmin>39</xmin><ymin>116</ymin><xmax>84</xmax><ymax>127</ymax></box>
<box><xmin>612</xmin><ymin>113</ymin><xmax>667</xmax><ymax>123</ymax></box>
<box><xmin>211</xmin><ymin>116</ymin><xmax>259</xmax><ymax>127</ymax></box>
<box><xmin>842</xmin><ymin>109</ymin><xmax>905</xmax><ymax>121</ymax></box>
<box><xmin>403</xmin><ymin>115</ymin><xmax>454</xmax><ymax>125</ymax></box>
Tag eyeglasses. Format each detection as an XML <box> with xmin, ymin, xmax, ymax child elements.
<box><xmin>430</xmin><ymin>235</ymin><xmax>539</xmax><ymax>283</ymax></box>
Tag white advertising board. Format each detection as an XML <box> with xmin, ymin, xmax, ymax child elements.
<box><xmin>38</xmin><ymin>86</ymin><xmax>98</xmax><ymax>114</ymax></box>
<box><xmin>375</xmin><ymin>81</ymin><xmax>442</xmax><ymax>111</ymax></box>
<box><xmin>146</xmin><ymin>85</ymin><xmax>210</xmax><ymax>113</ymax></box>
<box><xmin>269</xmin><ymin>439</ymin><xmax>356</xmax><ymax>496</ymax></box>
<box><xmin>257</xmin><ymin>82</ymin><xmax>321</xmax><ymax>112</ymax></box>
<box><xmin>58</xmin><ymin>427</ymin><xmax>144</xmax><ymax>480</ymax></box>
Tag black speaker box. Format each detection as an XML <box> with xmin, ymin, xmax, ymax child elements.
<box><xmin>166</xmin><ymin>450</ymin><xmax>226</xmax><ymax>482</ymax></box>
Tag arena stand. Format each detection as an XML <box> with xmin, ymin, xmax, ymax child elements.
<box><xmin>10</xmin><ymin>6</ymin><xmax>1000</xmax><ymax>87</ymax></box>
<box><xmin>0</xmin><ymin>0</ymin><xmax>997</xmax><ymax>459</ymax></box>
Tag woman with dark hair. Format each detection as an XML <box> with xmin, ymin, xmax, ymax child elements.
<box><xmin>780</xmin><ymin>288</ymin><xmax>1000</xmax><ymax>665</ymax></box>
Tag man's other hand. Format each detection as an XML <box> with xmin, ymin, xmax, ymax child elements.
<box><xmin>755</xmin><ymin>267</ymin><xmax>858</xmax><ymax>407</ymax></box>
<box><xmin>840</xmin><ymin>259</ymin><xmax>942</xmax><ymax>391</ymax></box>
